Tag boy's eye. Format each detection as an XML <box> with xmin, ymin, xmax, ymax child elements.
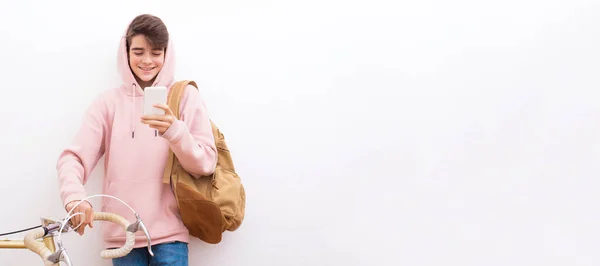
<box><xmin>134</xmin><ymin>52</ymin><xmax>143</xmax><ymax>56</ymax></box>
<box><xmin>152</xmin><ymin>52</ymin><xmax>163</xmax><ymax>56</ymax></box>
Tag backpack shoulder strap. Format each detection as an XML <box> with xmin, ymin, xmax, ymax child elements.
<box><xmin>162</xmin><ymin>80</ymin><xmax>198</xmax><ymax>185</ymax></box>
<box><xmin>167</xmin><ymin>80</ymin><xmax>198</xmax><ymax>119</ymax></box>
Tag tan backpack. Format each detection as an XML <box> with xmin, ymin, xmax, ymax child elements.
<box><xmin>162</xmin><ymin>80</ymin><xmax>246</xmax><ymax>244</ymax></box>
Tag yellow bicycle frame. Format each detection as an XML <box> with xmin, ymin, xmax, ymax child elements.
<box><xmin>0</xmin><ymin>236</ymin><xmax>56</xmax><ymax>252</ymax></box>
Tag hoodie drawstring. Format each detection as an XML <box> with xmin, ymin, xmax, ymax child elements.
<box><xmin>152</xmin><ymin>82</ymin><xmax>158</xmax><ymax>137</ymax></box>
<box><xmin>132</xmin><ymin>83</ymin><xmax>136</xmax><ymax>138</ymax></box>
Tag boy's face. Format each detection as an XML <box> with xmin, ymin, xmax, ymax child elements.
<box><xmin>128</xmin><ymin>34</ymin><xmax>165</xmax><ymax>86</ymax></box>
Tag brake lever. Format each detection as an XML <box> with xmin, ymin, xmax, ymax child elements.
<box><xmin>126</xmin><ymin>213</ymin><xmax>154</xmax><ymax>256</ymax></box>
<box><xmin>47</xmin><ymin>242</ymin><xmax>73</xmax><ymax>266</ymax></box>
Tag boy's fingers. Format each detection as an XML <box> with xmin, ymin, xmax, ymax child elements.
<box><xmin>71</xmin><ymin>215</ymin><xmax>79</xmax><ymax>228</ymax></box>
<box><xmin>86</xmin><ymin>207</ymin><xmax>94</xmax><ymax>228</ymax></box>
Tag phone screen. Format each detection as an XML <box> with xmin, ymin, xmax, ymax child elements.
<box><xmin>143</xmin><ymin>87</ymin><xmax>168</xmax><ymax>115</ymax></box>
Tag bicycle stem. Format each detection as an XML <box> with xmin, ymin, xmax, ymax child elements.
<box><xmin>40</xmin><ymin>221</ymin><xmax>75</xmax><ymax>266</ymax></box>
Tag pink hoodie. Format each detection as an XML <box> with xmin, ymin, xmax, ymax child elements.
<box><xmin>56</xmin><ymin>21</ymin><xmax>217</xmax><ymax>249</ymax></box>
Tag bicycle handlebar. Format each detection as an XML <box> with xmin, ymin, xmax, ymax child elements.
<box><xmin>94</xmin><ymin>212</ymin><xmax>136</xmax><ymax>259</ymax></box>
<box><xmin>24</xmin><ymin>211</ymin><xmax>141</xmax><ymax>266</ymax></box>
<box><xmin>23</xmin><ymin>227</ymin><xmax>55</xmax><ymax>266</ymax></box>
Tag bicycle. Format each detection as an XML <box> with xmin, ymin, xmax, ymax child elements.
<box><xmin>0</xmin><ymin>195</ymin><xmax>153</xmax><ymax>266</ymax></box>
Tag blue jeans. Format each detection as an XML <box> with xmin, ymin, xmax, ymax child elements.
<box><xmin>112</xmin><ymin>241</ymin><xmax>188</xmax><ymax>266</ymax></box>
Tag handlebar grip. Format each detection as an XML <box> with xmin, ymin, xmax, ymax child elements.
<box><xmin>23</xmin><ymin>227</ymin><xmax>59</xmax><ymax>266</ymax></box>
<box><xmin>93</xmin><ymin>212</ymin><xmax>136</xmax><ymax>259</ymax></box>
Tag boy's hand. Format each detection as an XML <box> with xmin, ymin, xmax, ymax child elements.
<box><xmin>65</xmin><ymin>200</ymin><xmax>94</xmax><ymax>235</ymax></box>
<box><xmin>141</xmin><ymin>103</ymin><xmax>176</xmax><ymax>134</ymax></box>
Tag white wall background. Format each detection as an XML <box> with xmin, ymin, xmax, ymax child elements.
<box><xmin>0</xmin><ymin>0</ymin><xmax>599</xmax><ymax>265</ymax></box>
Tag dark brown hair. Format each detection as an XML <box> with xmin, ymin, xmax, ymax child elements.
<box><xmin>126</xmin><ymin>14</ymin><xmax>169</xmax><ymax>51</ymax></box>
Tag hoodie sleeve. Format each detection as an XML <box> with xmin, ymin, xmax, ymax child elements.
<box><xmin>56</xmin><ymin>94</ymin><xmax>107</xmax><ymax>208</ymax></box>
<box><xmin>161</xmin><ymin>85</ymin><xmax>217</xmax><ymax>177</ymax></box>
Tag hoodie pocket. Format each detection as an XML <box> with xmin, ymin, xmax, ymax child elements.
<box><xmin>101</xmin><ymin>179</ymin><xmax>166</xmax><ymax>241</ymax></box>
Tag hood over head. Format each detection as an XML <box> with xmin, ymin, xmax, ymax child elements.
<box><xmin>116</xmin><ymin>17</ymin><xmax>176</xmax><ymax>97</ymax></box>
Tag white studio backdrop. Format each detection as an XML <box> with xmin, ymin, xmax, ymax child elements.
<box><xmin>1</xmin><ymin>0</ymin><xmax>600</xmax><ymax>265</ymax></box>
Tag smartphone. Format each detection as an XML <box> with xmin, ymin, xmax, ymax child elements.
<box><xmin>143</xmin><ymin>86</ymin><xmax>168</xmax><ymax>115</ymax></box>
